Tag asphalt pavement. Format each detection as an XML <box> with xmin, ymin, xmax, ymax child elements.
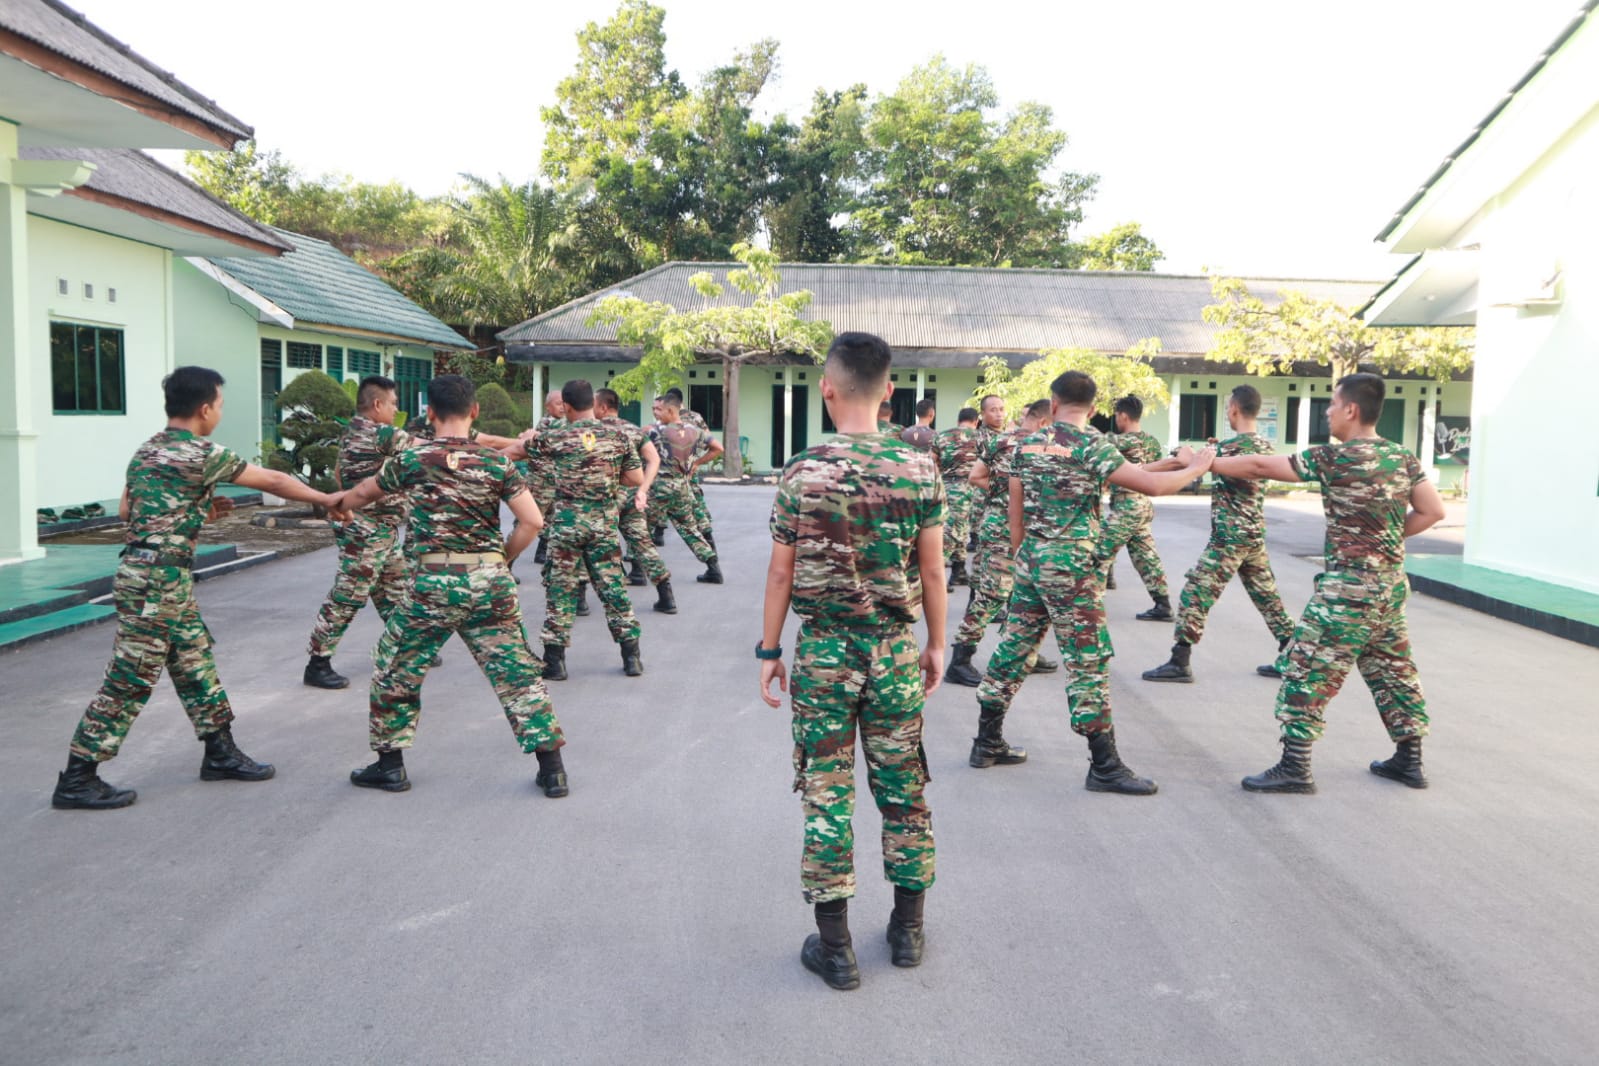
<box><xmin>1</xmin><ymin>489</ymin><xmax>1595</xmax><ymax>1065</ymax></box>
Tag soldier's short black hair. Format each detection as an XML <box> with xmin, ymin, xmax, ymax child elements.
<box><xmin>164</xmin><ymin>366</ymin><xmax>225</xmax><ymax>417</ymax></box>
<box><xmin>427</xmin><ymin>374</ymin><xmax>476</xmax><ymax>417</ymax></box>
<box><xmin>594</xmin><ymin>387</ymin><xmax>620</xmax><ymax>412</ymax></box>
<box><xmin>1049</xmin><ymin>370</ymin><xmax>1096</xmax><ymax>406</ymax></box>
<box><xmin>357</xmin><ymin>375</ymin><xmax>397</xmax><ymax>411</ymax></box>
<box><xmin>664</xmin><ymin>387</ymin><xmax>685</xmax><ymax>403</ymax></box>
<box><xmin>658</xmin><ymin>392</ymin><xmax>682</xmax><ymax>410</ymax></box>
<box><xmin>1114</xmin><ymin>395</ymin><xmax>1143</xmax><ymax>420</ymax></box>
<box><xmin>1336</xmin><ymin>373</ymin><xmax>1384</xmax><ymax>425</ymax></box>
<box><xmin>1025</xmin><ymin>399</ymin><xmax>1052</xmax><ymax>421</ymax></box>
<box><xmin>915</xmin><ymin>398</ymin><xmax>937</xmax><ymax>418</ymax></box>
<box><xmin>878</xmin><ymin>401</ymin><xmax>893</xmax><ymax>417</ymax></box>
<box><xmin>1230</xmin><ymin>384</ymin><xmax>1262</xmax><ymax>417</ymax></box>
<box><xmin>957</xmin><ymin>406</ymin><xmax>979</xmax><ymax>424</ymax></box>
<box><xmin>562</xmin><ymin>378</ymin><xmax>595</xmax><ymax>411</ymax></box>
<box><xmin>979</xmin><ymin>394</ymin><xmax>1003</xmax><ymax>413</ymax></box>
<box><xmin>825</xmin><ymin>332</ymin><xmax>893</xmax><ymax>391</ymax></box>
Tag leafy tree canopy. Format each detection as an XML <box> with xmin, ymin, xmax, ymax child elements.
<box><xmin>972</xmin><ymin>340</ymin><xmax>1170</xmax><ymax>419</ymax></box>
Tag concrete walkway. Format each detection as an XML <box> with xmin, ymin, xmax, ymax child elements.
<box><xmin>2</xmin><ymin>488</ymin><xmax>1595</xmax><ymax>1065</ymax></box>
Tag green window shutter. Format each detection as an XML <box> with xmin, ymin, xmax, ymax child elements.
<box><xmin>326</xmin><ymin>346</ymin><xmax>344</xmax><ymax>382</ymax></box>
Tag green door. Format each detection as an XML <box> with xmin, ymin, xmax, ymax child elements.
<box><xmin>1377</xmin><ymin>398</ymin><xmax>1405</xmax><ymax>444</ymax></box>
<box><xmin>393</xmin><ymin>356</ymin><xmax>431</xmax><ymax>421</ymax></box>
<box><xmin>260</xmin><ymin>347</ymin><xmax>282</xmax><ymax>447</ymax></box>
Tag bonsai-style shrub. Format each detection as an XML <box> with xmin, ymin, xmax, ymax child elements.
<box><xmin>270</xmin><ymin>369</ymin><xmax>352</xmax><ymax>495</ymax></box>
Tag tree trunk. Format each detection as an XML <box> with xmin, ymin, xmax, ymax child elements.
<box><xmin>722</xmin><ymin>357</ymin><xmax>743</xmax><ymax>479</ymax></box>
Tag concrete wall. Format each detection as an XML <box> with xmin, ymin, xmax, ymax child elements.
<box><xmin>1463</xmin><ymin>104</ymin><xmax>1599</xmax><ymax>593</ymax></box>
<box><xmin>171</xmin><ymin>257</ymin><xmax>259</xmax><ymax>461</ymax></box>
<box><xmin>29</xmin><ymin>217</ymin><xmax>172</xmax><ymax>509</ymax></box>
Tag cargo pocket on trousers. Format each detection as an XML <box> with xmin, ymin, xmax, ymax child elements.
<box><xmin>791</xmin><ymin>743</ymin><xmax>808</xmax><ymax>793</ymax></box>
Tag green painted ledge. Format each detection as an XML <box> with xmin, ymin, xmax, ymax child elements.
<box><xmin>1406</xmin><ymin>554</ymin><xmax>1599</xmax><ymax>648</ymax></box>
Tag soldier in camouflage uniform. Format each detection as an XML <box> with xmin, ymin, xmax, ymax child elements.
<box><xmin>658</xmin><ymin>387</ymin><xmax>716</xmax><ymax>547</ymax></box>
<box><xmin>303</xmin><ymin>375</ymin><xmax>412</xmax><ymax>690</ymax></box>
<box><xmin>968</xmin><ymin>371</ymin><xmax>1214</xmax><ymax>795</ymax></box>
<box><xmin>899</xmin><ymin>397</ymin><xmax>937</xmax><ymax>450</ymax></box>
<box><xmin>647</xmin><ymin>395</ymin><xmax>725</xmax><ymax>584</ymax></box>
<box><xmin>1143</xmin><ymin>385</ymin><xmax>1297</xmax><ymax>684</ymax></box>
<box><xmin>932</xmin><ymin>407</ymin><xmax>981</xmax><ymax>590</ymax></box>
<box><xmin>594</xmin><ymin>388</ymin><xmax>677</xmax><ymax>615</ymax></box>
<box><xmin>1097</xmin><ymin>395</ymin><xmax>1175</xmax><ymax>621</ymax></box>
<box><xmin>759</xmin><ymin>332</ymin><xmax>946</xmax><ymax>991</ymax></box>
<box><xmin>52</xmin><ymin>367</ymin><xmax>339</xmax><ymax>811</ymax></box>
<box><xmin>332</xmin><ymin>374</ymin><xmax>569</xmax><ymax>797</ymax></box>
<box><xmin>945</xmin><ymin>400</ymin><xmax>1058</xmax><ymax>687</ymax></box>
<box><xmin>527</xmin><ymin>391</ymin><xmax>565</xmax><ymax>565</ymax></box>
<box><xmin>877</xmin><ymin>401</ymin><xmax>903</xmax><ymax>435</ymax></box>
<box><xmin>1209</xmin><ymin>373</ymin><xmax>1445</xmax><ymax>794</ymax></box>
<box><xmin>527</xmin><ymin>380</ymin><xmax>646</xmax><ymax>681</ymax></box>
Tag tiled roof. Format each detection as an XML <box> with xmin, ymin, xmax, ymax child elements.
<box><xmin>208</xmin><ymin>229</ymin><xmax>473</xmax><ymax>351</ymax></box>
<box><xmin>500</xmin><ymin>263</ymin><xmax>1381</xmax><ymax>357</ymax></box>
<box><xmin>0</xmin><ymin>0</ymin><xmax>252</xmax><ymax>143</ymax></box>
<box><xmin>23</xmin><ymin>146</ymin><xmax>289</xmax><ymax>251</ymax></box>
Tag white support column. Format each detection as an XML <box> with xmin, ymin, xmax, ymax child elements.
<box><xmin>531</xmin><ymin>363</ymin><xmax>543</xmax><ymax>422</ymax></box>
<box><xmin>915</xmin><ymin>368</ymin><xmax>926</xmax><ymax>403</ymax></box>
<box><xmin>1167</xmin><ymin>376</ymin><xmax>1183</xmax><ymax>449</ymax></box>
<box><xmin>1419</xmin><ymin>388</ymin><xmax>1438</xmax><ymax>472</ymax></box>
<box><xmin>783</xmin><ymin>366</ymin><xmax>794</xmax><ymax>467</ymax></box>
<box><xmin>1296</xmin><ymin>389</ymin><xmax>1313</xmax><ymax>450</ymax></box>
<box><xmin>0</xmin><ymin>124</ymin><xmax>44</xmax><ymax>563</ymax></box>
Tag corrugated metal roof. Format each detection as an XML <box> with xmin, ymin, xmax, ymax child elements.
<box><xmin>500</xmin><ymin>262</ymin><xmax>1381</xmax><ymax>356</ymax></box>
<box><xmin>23</xmin><ymin>146</ymin><xmax>290</xmax><ymax>251</ymax></box>
<box><xmin>1</xmin><ymin>0</ymin><xmax>253</xmax><ymax>143</ymax></box>
<box><xmin>208</xmin><ymin>229</ymin><xmax>473</xmax><ymax>351</ymax></box>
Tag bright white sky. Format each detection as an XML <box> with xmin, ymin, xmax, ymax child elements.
<box><xmin>83</xmin><ymin>0</ymin><xmax>1582</xmax><ymax>281</ymax></box>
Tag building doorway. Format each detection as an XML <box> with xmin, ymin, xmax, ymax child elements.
<box><xmin>771</xmin><ymin>383</ymin><xmax>810</xmax><ymax>468</ymax></box>
<box><xmin>260</xmin><ymin>344</ymin><xmax>281</xmax><ymax>448</ymax></box>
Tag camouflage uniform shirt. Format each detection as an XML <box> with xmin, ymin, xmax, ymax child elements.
<box><xmin>124</xmin><ymin>430</ymin><xmax>248</xmax><ymax>555</ymax></box>
<box><xmin>339</xmin><ymin>416</ymin><xmax>414</xmax><ymax>526</ymax></box>
<box><xmin>1107</xmin><ymin>430</ymin><xmax>1165</xmax><ymax>510</ymax></box>
<box><xmin>1211</xmin><ymin>432</ymin><xmax>1274</xmax><ymax>544</ymax></box>
<box><xmin>973</xmin><ymin>426</ymin><xmax>1029</xmax><ymax>531</ymax></box>
<box><xmin>770</xmin><ymin>433</ymin><xmax>945</xmax><ymax>629</ymax></box>
<box><xmin>1291</xmin><ymin>437</ymin><xmax>1425</xmax><ymax>572</ymax></box>
<box><xmin>1015</xmin><ymin>421</ymin><xmax>1126</xmax><ymax>562</ymax></box>
<box><xmin>533</xmin><ymin>418</ymin><xmax>642</xmax><ymax>517</ymax></box>
<box><xmin>375</xmin><ymin>437</ymin><xmax>528</xmax><ymax>553</ymax></box>
<box><xmin>649</xmin><ymin>421</ymin><xmax>711</xmax><ymax>481</ymax></box>
<box><xmin>932</xmin><ymin>426</ymin><xmax>980</xmax><ymax>485</ymax></box>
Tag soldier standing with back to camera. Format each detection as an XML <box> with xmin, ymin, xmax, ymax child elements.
<box><xmin>648</xmin><ymin>394</ymin><xmax>725</xmax><ymax>585</ymax></box>
<box><xmin>1097</xmin><ymin>395</ymin><xmax>1175</xmax><ymax>621</ymax></box>
<box><xmin>899</xmin><ymin>397</ymin><xmax>937</xmax><ymax>450</ymax></box>
<box><xmin>528</xmin><ymin>390</ymin><xmax>565</xmax><ymax>566</ymax></box>
<box><xmin>332</xmin><ymin>374</ymin><xmax>570</xmax><ymax>797</ymax></box>
<box><xmin>759</xmin><ymin>331</ymin><xmax>945</xmax><ymax>992</ymax></box>
<box><xmin>593</xmin><ymin>388</ymin><xmax>677</xmax><ymax>616</ymax></box>
<box><xmin>1206</xmin><ymin>372</ymin><xmax>1445</xmax><ymax>794</ymax></box>
<box><xmin>932</xmin><ymin>406</ymin><xmax>981</xmax><ymax>591</ymax></box>
<box><xmin>52</xmin><ymin>366</ymin><xmax>340</xmax><ymax>810</ymax></box>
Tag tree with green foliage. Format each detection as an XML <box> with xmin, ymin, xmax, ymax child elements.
<box><xmin>766</xmin><ymin>86</ymin><xmax>869</xmax><ymax>262</ymax></box>
<box><xmin>852</xmin><ymin>56</ymin><xmax>1098</xmax><ymax>267</ymax></box>
<box><xmin>473</xmin><ymin>382</ymin><xmax>531</xmax><ymax>439</ymax></box>
<box><xmin>1068</xmin><ymin>222</ymin><xmax>1165</xmax><ymax>271</ymax></box>
<box><xmin>270</xmin><ymin>370</ymin><xmax>353</xmax><ymax>498</ymax></box>
<box><xmin>184</xmin><ymin>139</ymin><xmax>294</xmax><ymax>224</ymax></box>
<box><xmin>1203</xmin><ymin>277</ymin><xmax>1474</xmax><ymax>381</ymax></box>
<box><xmin>972</xmin><ymin>340</ymin><xmax>1170</xmax><ymax>418</ymax></box>
<box><xmin>588</xmin><ymin>245</ymin><xmax>833</xmax><ymax>478</ymax></box>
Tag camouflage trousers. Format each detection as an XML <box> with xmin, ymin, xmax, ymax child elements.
<box><xmin>942</xmin><ymin>483</ymin><xmax>975</xmax><ymax>567</ymax></box>
<box><xmin>954</xmin><ymin>521</ymin><xmax>1014</xmax><ymax>646</ymax></box>
<box><xmin>1175</xmin><ymin>536</ymin><xmax>1295</xmax><ymax>647</ymax></box>
<box><xmin>306</xmin><ymin>517</ymin><xmax>409</xmax><ymax>657</ymax></box>
<box><xmin>618</xmin><ymin>492</ymin><xmax>668</xmax><ymax>585</ymax></box>
<box><xmin>690</xmin><ymin>478</ymin><xmax>715</xmax><ymax>540</ymax></box>
<box><xmin>790</xmin><ymin>623</ymin><xmax>935</xmax><ymax>904</ymax></box>
<box><xmin>646</xmin><ymin>478</ymin><xmax>716</xmax><ymax>564</ymax></box>
<box><xmin>1099</xmin><ymin>499</ymin><xmax>1168</xmax><ymax>599</ymax></box>
<box><xmin>1275</xmin><ymin>570</ymin><xmax>1428</xmax><ymax>743</ymax></box>
<box><xmin>369</xmin><ymin>561</ymin><xmax>562</xmax><ymax>753</ymax></box>
<box><xmin>976</xmin><ymin>539</ymin><xmax>1116</xmax><ymax>737</ymax></box>
<box><xmin>70</xmin><ymin>562</ymin><xmax>233</xmax><ymax>761</ymax></box>
<box><xmin>540</xmin><ymin>515</ymin><xmax>639</xmax><ymax>648</ymax></box>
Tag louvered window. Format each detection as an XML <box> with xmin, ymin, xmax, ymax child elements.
<box><xmin>286</xmin><ymin>342</ymin><xmax>321</xmax><ymax>370</ymax></box>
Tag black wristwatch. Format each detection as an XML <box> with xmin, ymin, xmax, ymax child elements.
<box><xmin>755</xmin><ymin>642</ymin><xmax>783</xmax><ymax>661</ymax></box>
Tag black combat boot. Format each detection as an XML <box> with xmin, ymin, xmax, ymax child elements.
<box><xmin>1257</xmin><ymin>637</ymin><xmax>1291</xmax><ymax>678</ymax></box>
<box><xmin>653</xmin><ymin>579</ymin><xmax>678</xmax><ymax>614</ymax></box>
<box><xmin>1029</xmin><ymin>653</ymin><xmax>1059</xmax><ymax>674</ymax></box>
<box><xmin>696</xmin><ymin>558</ymin><xmax>724</xmax><ymax>584</ymax></box>
<box><xmin>575</xmin><ymin>584</ymin><xmax>590</xmax><ymax>616</ymax></box>
<box><xmin>946</xmin><ymin>642</ymin><xmax>983</xmax><ymax>687</ymax></box>
<box><xmin>533</xmin><ymin>536</ymin><xmax>548</xmax><ymax>565</ymax></box>
<box><xmin>303</xmin><ymin>654</ymin><xmax>349</xmax><ymax>690</ymax></box>
<box><xmin>51</xmin><ymin>755</ymin><xmax>136</xmax><ymax>810</ymax></box>
<box><xmin>1105</xmin><ymin>565</ymin><xmax>1118</xmax><ymax>591</ymax></box>
<box><xmin>950</xmin><ymin>559</ymin><xmax>968</xmax><ymax>587</ymax></box>
<box><xmin>1142</xmin><ymin>642</ymin><xmax>1194</xmax><ymax>683</ymax></box>
<box><xmin>650</xmin><ymin>526</ymin><xmax>666</xmax><ymax>547</ymax></box>
<box><xmin>886</xmin><ymin>886</ymin><xmax>926</xmax><ymax>967</ymax></box>
<box><xmin>543</xmin><ymin>644</ymin><xmax>568</xmax><ymax>682</ymax></box>
<box><xmin>350</xmin><ymin>749</ymin><xmax>409</xmax><ymax>792</ymax></box>
<box><xmin>1085</xmin><ymin>730</ymin><xmax>1158</xmax><ymax>795</ymax></box>
<box><xmin>801</xmin><ymin>899</ymin><xmax>860</xmax><ymax>991</ymax></box>
<box><xmin>200</xmin><ymin>727</ymin><xmax>275</xmax><ymax>781</ymax></box>
<box><xmin>626</xmin><ymin>557</ymin><xmax>646</xmax><ymax>587</ymax></box>
<box><xmin>1241</xmin><ymin>736</ymin><xmax>1316</xmax><ymax>793</ymax></box>
<box><xmin>704</xmin><ymin>530</ymin><xmax>716</xmax><ymax>551</ymax></box>
<box><xmin>620</xmin><ymin>638</ymin><xmax>643</xmax><ymax>677</ymax></box>
<box><xmin>1136</xmin><ymin>596</ymin><xmax>1174</xmax><ymax>622</ymax></box>
<box><xmin>535</xmin><ymin>747</ymin><xmax>569</xmax><ymax>798</ymax></box>
<box><xmin>970</xmin><ymin>706</ymin><xmax>1027</xmax><ymax>768</ymax></box>
<box><xmin>1370</xmin><ymin>737</ymin><xmax>1428</xmax><ymax>789</ymax></box>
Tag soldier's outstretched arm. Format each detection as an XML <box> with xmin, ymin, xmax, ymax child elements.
<box><xmin>969</xmin><ymin>459</ymin><xmax>992</xmax><ymax>491</ymax></box>
<box><xmin>1404</xmin><ymin>478</ymin><xmax>1447</xmax><ymax>538</ymax></box>
<box><xmin>1209</xmin><ymin>453</ymin><xmax>1296</xmax><ymax>483</ymax></box>
<box><xmin>232</xmin><ymin>464</ymin><xmax>342</xmax><ymax>512</ymax></box>
<box><xmin>476</xmin><ymin>430</ymin><xmax>519</xmax><ymax>450</ymax></box>
<box><xmin>915</xmin><ymin>525</ymin><xmax>947</xmax><ymax>696</ymax></box>
<box><xmin>637</xmin><ymin>441</ymin><xmax>661</xmax><ymax>511</ymax></box>
<box><xmin>505</xmin><ymin>491</ymin><xmax>543</xmax><ymax>562</ymax></box>
<box><xmin>118</xmin><ymin>487</ymin><xmax>130</xmax><ymax>522</ymax></box>
<box><xmin>1008</xmin><ymin>476</ymin><xmax>1025</xmax><ymax>554</ymax></box>
<box><xmin>1108</xmin><ymin>447</ymin><xmax>1215</xmax><ymax>497</ymax></box>
<box><xmin>759</xmin><ymin>543</ymin><xmax>796</xmax><ymax>708</ymax></box>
